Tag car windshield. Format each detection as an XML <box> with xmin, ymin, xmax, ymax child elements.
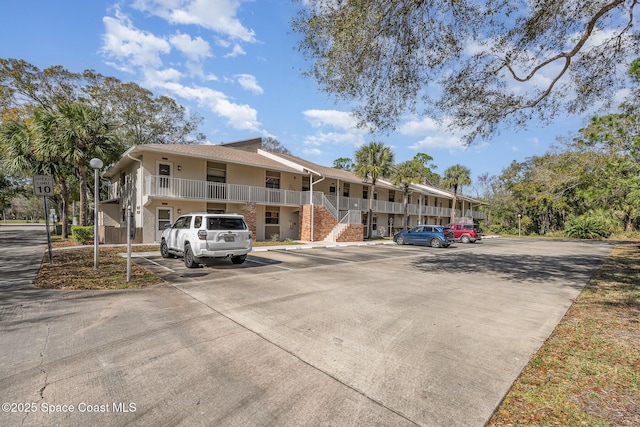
<box><xmin>207</xmin><ymin>217</ymin><xmax>246</xmax><ymax>230</ymax></box>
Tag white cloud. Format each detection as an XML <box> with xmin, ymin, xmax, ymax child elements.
<box><xmin>400</xmin><ymin>116</ymin><xmax>467</xmax><ymax>151</ymax></box>
<box><xmin>235</xmin><ymin>74</ymin><xmax>263</xmax><ymax>94</ymax></box>
<box><xmin>144</xmin><ymin>76</ymin><xmax>262</xmax><ymax>131</ymax></box>
<box><xmin>303</xmin><ymin>132</ymin><xmax>365</xmax><ymax>147</ymax></box>
<box><xmin>224</xmin><ymin>43</ymin><xmax>246</xmax><ymax>57</ymax></box>
<box><xmin>146</xmin><ymin>67</ymin><xmax>184</xmax><ymax>83</ymax></box>
<box><xmin>398</xmin><ymin>116</ymin><xmax>442</xmax><ymax>136</ymax></box>
<box><xmin>302</xmin><ymin>147</ymin><xmax>322</xmax><ymax>156</ymax></box>
<box><xmin>101</xmin><ymin>10</ymin><xmax>171</xmax><ymax>69</ymax></box>
<box><xmin>169</xmin><ymin>32</ymin><xmax>211</xmax><ymax>61</ymax></box>
<box><xmin>303</xmin><ymin>109</ymin><xmax>360</xmax><ymax>131</ymax></box>
<box><xmin>132</xmin><ymin>0</ymin><xmax>256</xmax><ymax>42</ymax></box>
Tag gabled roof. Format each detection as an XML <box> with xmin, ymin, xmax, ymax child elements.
<box><xmin>104</xmin><ymin>143</ymin><xmax>302</xmax><ymax>177</ymax></box>
<box><xmin>265</xmin><ymin>152</ymin><xmax>398</xmax><ymax>190</ymax></box>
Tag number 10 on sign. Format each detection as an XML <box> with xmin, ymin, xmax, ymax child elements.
<box><xmin>33</xmin><ymin>175</ymin><xmax>54</xmax><ymax>196</ymax></box>
<box><xmin>33</xmin><ymin>175</ymin><xmax>55</xmax><ymax>263</ymax></box>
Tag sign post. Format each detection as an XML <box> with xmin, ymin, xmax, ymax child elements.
<box><xmin>33</xmin><ymin>175</ymin><xmax>55</xmax><ymax>264</ymax></box>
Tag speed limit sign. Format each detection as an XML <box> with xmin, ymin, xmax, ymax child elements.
<box><xmin>33</xmin><ymin>175</ymin><xmax>55</xmax><ymax>196</ymax></box>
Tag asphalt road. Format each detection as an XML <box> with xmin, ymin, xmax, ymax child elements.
<box><xmin>0</xmin><ymin>227</ymin><xmax>613</xmax><ymax>426</ymax></box>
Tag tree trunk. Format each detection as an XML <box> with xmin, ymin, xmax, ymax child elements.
<box><xmin>59</xmin><ymin>179</ymin><xmax>70</xmax><ymax>239</ymax></box>
<box><xmin>403</xmin><ymin>189</ymin><xmax>409</xmax><ymax>228</ymax></box>
<box><xmin>368</xmin><ymin>182</ymin><xmax>375</xmax><ymax>238</ymax></box>
<box><xmin>450</xmin><ymin>192</ymin><xmax>458</xmax><ymax>223</ymax></box>
<box><xmin>78</xmin><ymin>161</ymin><xmax>88</xmax><ymax>226</ymax></box>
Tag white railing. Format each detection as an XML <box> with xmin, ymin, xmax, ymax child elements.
<box><xmin>329</xmin><ymin>210</ymin><xmax>362</xmax><ymax>241</ymax></box>
<box><xmin>147</xmin><ymin>175</ymin><xmax>309</xmax><ymax>206</ymax></box>
<box><xmin>313</xmin><ymin>192</ymin><xmax>338</xmax><ymax>219</ymax></box>
<box><xmin>136</xmin><ymin>175</ymin><xmax>486</xmax><ymax>219</ymax></box>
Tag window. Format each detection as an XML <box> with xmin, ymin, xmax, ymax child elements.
<box><xmin>158</xmin><ymin>163</ymin><xmax>171</xmax><ymax>188</ymax></box>
<box><xmin>266</xmin><ymin>171</ymin><xmax>280</xmax><ymax>189</ymax></box>
<box><xmin>207</xmin><ymin>162</ymin><xmax>226</xmax><ymax>183</ymax></box>
<box><xmin>265</xmin><ymin>209</ymin><xmax>280</xmax><ymax>224</ymax></box>
<box><xmin>194</xmin><ymin>216</ymin><xmax>202</xmax><ymax>228</ymax></box>
<box><xmin>207</xmin><ymin>217</ymin><xmax>246</xmax><ymax>230</ymax></box>
<box><xmin>388</xmin><ymin>192</ymin><xmax>395</xmax><ymax>203</ymax></box>
<box><xmin>363</xmin><ymin>188</ymin><xmax>368</xmax><ymax>199</ymax></box>
<box><xmin>302</xmin><ymin>176</ymin><xmax>310</xmax><ymax>192</ymax></box>
<box><xmin>172</xmin><ymin>216</ymin><xmax>186</xmax><ymax>229</ymax></box>
<box><xmin>329</xmin><ymin>184</ymin><xmax>336</xmax><ymax>195</ymax></box>
<box><xmin>181</xmin><ymin>216</ymin><xmax>192</xmax><ymax>228</ymax></box>
<box><xmin>343</xmin><ymin>183</ymin><xmax>350</xmax><ymax>197</ymax></box>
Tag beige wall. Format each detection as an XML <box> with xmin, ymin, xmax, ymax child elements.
<box><xmin>103</xmin><ymin>148</ymin><xmax>477</xmax><ymax>243</ymax></box>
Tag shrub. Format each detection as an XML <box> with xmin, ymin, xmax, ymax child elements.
<box><xmin>71</xmin><ymin>226</ymin><xmax>94</xmax><ymax>244</ymax></box>
<box><xmin>564</xmin><ymin>210</ymin><xmax>621</xmax><ymax>239</ymax></box>
<box><xmin>488</xmin><ymin>224</ymin><xmax>516</xmax><ymax>235</ymax></box>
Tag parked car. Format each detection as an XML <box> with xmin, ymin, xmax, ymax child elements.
<box><xmin>444</xmin><ymin>223</ymin><xmax>482</xmax><ymax>243</ymax></box>
<box><xmin>393</xmin><ymin>225</ymin><xmax>454</xmax><ymax>248</ymax></box>
<box><xmin>160</xmin><ymin>213</ymin><xmax>252</xmax><ymax>268</ymax></box>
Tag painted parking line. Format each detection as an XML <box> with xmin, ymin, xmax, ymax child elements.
<box><xmin>138</xmin><ymin>256</ymin><xmax>177</xmax><ymax>273</ymax></box>
<box><xmin>271</xmin><ymin>249</ymin><xmax>355</xmax><ymax>263</ymax></box>
<box><xmin>245</xmin><ymin>257</ymin><xmax>294</xmax><ymax>270</ymax></box>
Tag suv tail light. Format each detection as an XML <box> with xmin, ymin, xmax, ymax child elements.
<box><xmin>197</xmin><ymin>230</ymin><xmax>207</xmax><ymax>240</ymax></box>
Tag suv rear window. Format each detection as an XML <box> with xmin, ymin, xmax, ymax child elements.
<box><xmin>207</xmin><ymin>217</ymin><xmax>246</xmax><ymax>230</ymax></box>
<box><xmin>463</xmin><ymin>225</ymin><xmax>475</xmax><ymax>230</ymax></box>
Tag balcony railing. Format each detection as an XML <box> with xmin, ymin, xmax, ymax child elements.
<box><xmin>133</xmin><ymin>175</ymin><xmax>485</xmax><ymax>220</ymax></box>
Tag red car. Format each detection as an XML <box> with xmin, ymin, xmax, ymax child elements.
<box><xmin>444</xmin><ymin>223</ymin><xmax>482</xmax><ymax>243</ymax></box>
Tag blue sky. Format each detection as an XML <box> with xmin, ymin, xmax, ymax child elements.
<box><xmin>0</xmin><ymin>0</ymin><xmax>605</xmax><ymax>194</ymax></box>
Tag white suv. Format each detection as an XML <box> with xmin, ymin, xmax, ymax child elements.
<box><xmin>160</xmin><ymin>213</ymin><xmax>252</xmax><ymax>268</ymax></box>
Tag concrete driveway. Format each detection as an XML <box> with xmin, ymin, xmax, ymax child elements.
<box><xmin>0</xmin><ymin>227</ymin><xmax>612</xmax><ymax>426</ymax></box>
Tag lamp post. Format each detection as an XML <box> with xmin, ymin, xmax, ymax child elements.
<box><xmin>90</xmin><ymin>158</ymin><xmax>103</xmax><ymax>269</ymax></box>
<box><xmin>517</xmin><ymin>213</ymin><xmax>522</xmax><ymax>237</ymax></box>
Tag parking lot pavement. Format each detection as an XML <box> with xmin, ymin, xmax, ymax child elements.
<box><xmin>0</xmin><ymin>233</ymin><xmax>613</xmax><ymax>427</ymax></box>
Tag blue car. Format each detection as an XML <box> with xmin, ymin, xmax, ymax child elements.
<box><xmin>393</xmin><ymin>225</ymin><xmax>454</xmax><ymax>248</ymax></box>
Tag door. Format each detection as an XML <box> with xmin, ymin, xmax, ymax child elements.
<box><xmin>406</xmin><ymin>226</ymin><xmax>425</xmax><ymax>244</ymax></box>
<box><xmin>157</xmin><ymin>162</ymin><xmax>173</xmax><ymax>197</ymax></box>
<box><xmin>156</xmin><ymin>208</ymin><xmax>172</xmax><ymax>242</ymax></box>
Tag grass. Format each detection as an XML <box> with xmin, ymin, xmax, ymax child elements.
<box><xmin>35</xmin><ymin>237</ymin><xmax>305</xmax><ymax>290</ymax></box>
<box><xmin>487</xmin><ymin>243</ymin><xmax>640</xmax><ymax>426</ymax></box>
<box><xmin>36</xmin><ymin>246</ymin><xmax>164</xmax><ymax>290</ymax></box>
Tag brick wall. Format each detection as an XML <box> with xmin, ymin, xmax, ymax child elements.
<box><xmin>336</xmin><ymin>224</ymin><xmax>364</xmax><ymax>242</ymax></box>
<box><xmin>299</xmin><ymin>205</ymin><xmax>337</xmax><ymax>241</ymax></box>
<box><xmin>242</xmin><ymin>202</ymin><xmax>257</xmax><ymax>240</ymax></box>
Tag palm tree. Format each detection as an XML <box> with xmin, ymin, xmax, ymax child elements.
<box><xmin>391</xmin><ymin>155</ymin><xmax>434</xmax><ymax>229</ymax></box>
<box><xmin>442</xmin><ymin>164</ymin><xmax>472</xmax><ymax>223</ymax></box>
<box><xmin>50</xmin><ymin>102</ymin><xmax>120</xmax><ymax>226</ymax></box>
<box><xmin>0</xmin><ymin>113</ymin><xmax>76</xmax><ymax>238</ymax></box>
<box><xmin>354</xmin><ymin>142</ymin><xmax>394</xmax><ymax>238</ymax></box>
<box><xmin>33</xmin><ymin>110</ymin><xmax>76</xmax><ymax>238</ymax></box>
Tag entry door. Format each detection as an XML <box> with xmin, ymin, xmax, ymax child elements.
<box><xmin>157</xmin><ymin>162</ymin><xmax>172</xmax><ymax>197</ymax></box>
<box><xmin>156</xmin><ymin>208</ymin><xmax>172</xmax><ymax>242</ymax></box>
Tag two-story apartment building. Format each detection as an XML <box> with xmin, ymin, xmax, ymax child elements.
<box><xmin>101</xmin><ymin>138</ymin><xmax>485</xmax><ymax>244</ymax></box>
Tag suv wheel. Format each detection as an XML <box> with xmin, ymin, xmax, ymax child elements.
<box><xmin>231</xmin><ymin>255</ymin><xmax>247</xmax><ymax>264</ymax></box>
<box><xmin>396</xmin><ymin>236</ymin><xmax>406</xmax><ymax>245</ymax></box>
<box><xmin>430</xmin><ymin>238</ymin><xmax>442</xmax><ymax>248</ymax></box>
<box><xmin>461</xmin><ymin>235</ymin><xmax>471</xmax><ymax>244</ymax></box>
<box><xmin>160</xmin><ymin>240</ymin><xmax>174</xmax><ymax>258</ymax></box>
<box><xmin>184</xmin><ymin>243</ymin><xmax>199</xmax><ymax>268</ymax></box>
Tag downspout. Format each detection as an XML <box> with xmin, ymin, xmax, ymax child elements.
<box><xmin>126</xmin><ymin>153</ymin><xmax>143</xmax><ymax>241</ymax></box>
